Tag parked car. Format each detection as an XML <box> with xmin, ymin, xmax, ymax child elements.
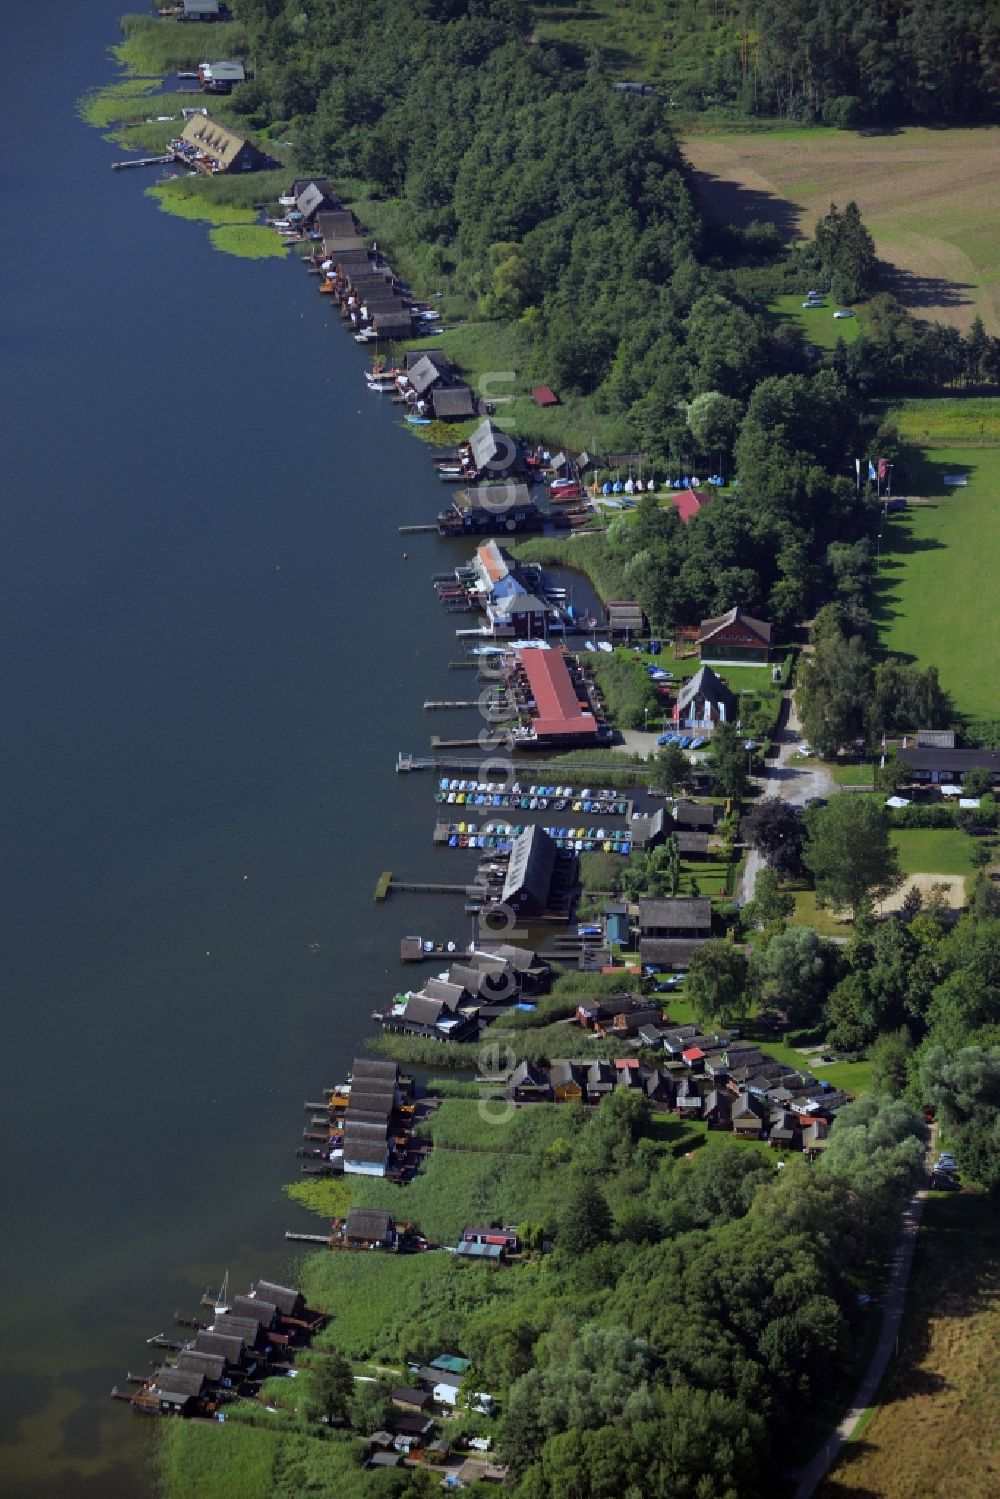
<box><xmin>833</xmin><ymin>309</ymin><xmax>856</xmax><ymax>319</ymax></box>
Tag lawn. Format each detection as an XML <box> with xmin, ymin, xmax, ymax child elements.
<box><xmin>682</xmin><ymin>126</ymin><xmax>1000</xmax><ymax>333</ymax></box>
<box><xmin>647</xmin><ymin>1113</ymin><xmax>774</xmax><ymax>1162</ymax></box>
<box><xmin>826</xmin><ymin>759</ymin><xmax>876</xmax><ymax>787</ymax></box>
<box><xmin>891</xmin><ymin>828</ymin><xmax>978</xmax><ymax>877</ymax></box>
<box><xmin>791</xmin><ymin>888</ymin><xmax>854</xmax><ymax>938</ymax></box>
<box><xmin>770</xmin><ymin>291</ymin><xmax>861</xmax><ymax>351</ymax></box>
<box><xmin>874</xmin><ymin>446</ymin><xmax>1000</xmax><ymax>716</ymax></box>
<box><xmin>822</xmin><ymin>1192</ymin><xmax>1000</xmax><ymax>1499</ymax></box>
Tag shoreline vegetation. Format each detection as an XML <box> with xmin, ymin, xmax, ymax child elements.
<box><xmin>83</xmin><ymin>7</ymin><xmax>1000</xmax><ymax>1499</ymax></box>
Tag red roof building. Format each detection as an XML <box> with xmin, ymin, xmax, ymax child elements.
<box><xmin>517</xmin><ymin>648</ymin><xmax>599</xmax><ymax>740</ymax></box>
<box><xmin>531</xmin><ymin>386</ymin><xmax>560</xmax><ymax>407</ymax></box>
<box><xmin>669</xmin><ymin>488</ymin><xmax>703</xmax><ymax>524</ymax></box>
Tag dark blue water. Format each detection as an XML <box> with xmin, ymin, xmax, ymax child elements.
<box><xmin>0</xmin><ymin>5</ymin><xmax>478</xmax><ymax>1492</ymax></box>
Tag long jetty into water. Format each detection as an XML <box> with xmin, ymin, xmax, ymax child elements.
<box><xmin>375</xmin><ymin>873</ymin><xmax>487</xmax><ymax>901</ymax></box>
<box><xmin>396</xmin><ymin>750</ymin><xmax>651</xmax><ymax>778</ymax></box>
<box><xmin>111</xmin><ymin>154</ymin><xmax>173</xmax><ymax>170</ymax></box>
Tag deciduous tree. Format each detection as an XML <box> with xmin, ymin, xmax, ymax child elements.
<box><xmin>802</xmin><ymin>797</ymin><xmax>902</xmax><ymax>916</ymax></box>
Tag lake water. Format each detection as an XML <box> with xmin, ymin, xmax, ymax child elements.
<box><xmin>0</xmin><ymin>3</ymin><xmax>529</xmax><ymax>1492</ymax></box>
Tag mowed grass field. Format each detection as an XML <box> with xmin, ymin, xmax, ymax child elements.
<box><xmin>771</xmin><ymin>292</ymin><xmax>861</xmax><ymax>351</ymax></box>
<box><xmin>891</xmin><ymin>828</ymin><xmax>978</xmax><ymax>877</ymax></box>
<box><xmin>682</xmin><ymin>126</ymin><xmax>1000</xmax><ymax>332</ymax></box>
<box><xmin>875</xmin><ymin>446</ymin><xmax>1000</xmax><ymax>715</ymax></box>
<box><xmin>821</xmin><ymin>1193</ymin><xmax>1000</xmax><ymax>1499</ymax></box>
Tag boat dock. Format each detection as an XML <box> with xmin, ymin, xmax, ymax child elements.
<box><xmin>397</xmin><ymin>750</ymin><xmax>651</xmax><ymax>782</ymax></box>
<box><xmin>389</xmin><ymin>877</ymin><xmax>484</xmax><ymax>896</ymax></box>
<box><xmin>111</xmin><ymin>154</ymin><xmax>173</xmax><ymax>170</ymax></box>
<box><xmin>424</xmin><ymin>698</ymin><xmax>509</xmax><ymax>710</ymax></box>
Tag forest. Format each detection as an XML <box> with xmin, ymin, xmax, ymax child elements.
<box><xmin>532</xmin><ymin>0</ymin><xmax>1000</xmax><ymax>122</ymax></box>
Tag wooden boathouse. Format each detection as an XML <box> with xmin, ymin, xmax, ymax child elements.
<box><xmin>173</xmin><ymin>116</ymin><xmax>265</xmax><ymax>174</ymax></box>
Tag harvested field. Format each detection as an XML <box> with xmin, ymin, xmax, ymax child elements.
<box><xmin>820</xmin><ymin>1193</ymin><xmax>1000</xmax><ymax>1499</ymax></box>
<box><xmin>682</xmin><ymin>127</ymin><xmax>1000</xmax><ymax>332</ymax></box>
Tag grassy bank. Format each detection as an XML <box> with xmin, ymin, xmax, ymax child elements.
<box><xmin>371</xmin><ymin>1018</ymin><xmax>634</xmax><ymax>1070</ymax></box>
<box><xmin>158</xmin><ymin>1422</ymin><xmax>372</xmax><ymax>1499</ymax></box>
<box><xmin>116</xmin><ymin>14</ymin><xmax>250</xmax><ymax>75</ymax></box>
<box><xmin>81</xmin><ymin>15</ymin><xmax>295</xmax><ymax>259</ymax></box>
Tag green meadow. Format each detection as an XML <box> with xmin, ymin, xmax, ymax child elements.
<box><xmin>771</xmin><ymin>292</ymin><xmax>861</xmax><ymax>352</ymax></box>
<box><xmin>875</xmin><ymin>446</ymin><xmax>1000</xmax><ymax>716</ymax></box>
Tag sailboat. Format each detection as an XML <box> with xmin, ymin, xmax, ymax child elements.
<box><xmin>200</xmin><ymin>1269</ymin><xmax>230</xmax><ymax>1317</ymax></box>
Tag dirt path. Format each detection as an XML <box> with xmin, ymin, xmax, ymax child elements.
<box><xmin>791</xmin><ymin>1132</ymin><xmax>935</xmax><ymax>1499</ymax></box>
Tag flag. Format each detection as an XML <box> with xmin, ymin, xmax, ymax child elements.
<box><xmin>672</xmin><ymin>699</ymin><xmax>680</xmax><ymax>722</ymax></box>
<box><xmin>878</xmin><ymin>457</ymin><xmax>889</xmax><ymax>480</ymax></box>
<box><xmin>868</xmin><ymin>461</ymin><xmax>877</xmax><ymax>480</ymax></box>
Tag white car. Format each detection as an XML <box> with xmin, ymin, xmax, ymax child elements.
<box><xmin>802</xmin><ymin>299</ymin><xmax>823</xmax><ymax>308</ymax></box>
<box><xmin>833</xmin><ymin>309</ymin><xmax>855</xmax><ymax>319</ymax></box>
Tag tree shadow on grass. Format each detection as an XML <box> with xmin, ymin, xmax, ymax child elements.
<box><xmin>897</xmin><ymin>451</ymin><xmax>976</xmax><ymax>497</ymax></box>
<box><xmin>685</xmin><ymin>168</ymin><xmax>803</xmax><ymax>243</ymax></box>
<box><xmin>818</xmin><ymin>1439</ymin><xmax>886</xmax><ymax>1497</ymax></box>
<box><xmin>881</xmin><ymin>263</ymin><xmax>976</xmax><ymax>317</ymax></box>
<box><xmin>870</xmin><ymin>515</ymin><xmax>946</xmax><ymax>638</ymax></box>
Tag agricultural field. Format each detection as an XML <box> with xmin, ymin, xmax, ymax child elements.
<box><xmin>875</xmin><ymin>447</ymin><xmax>1000</xmax><ymax>716</ymax></box>
<box><xmin>888</xmin><ymin>396</ymin><xmax>1000</xmax><ymax>448</ymax></box>
<box><xmin>821</xmin><ymin>1193</ymin><xmax>1000</xmax><ymax>1499</ymax></box>
<box><xmin>682</xmin><ymin>126</ymin><xmax>1000</xmax><ymax>332</ymax></box>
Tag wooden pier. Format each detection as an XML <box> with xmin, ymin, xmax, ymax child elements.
<box><xmin>285</xmin><ymin>1231</ymin><xmax>332</xmax><ymax>1246</ymax></box>
<box><xmin>398</xmin><ymin>524</ymin><xmax>438</xmax><ymax>534</ymax></box>
<box><xmin>374</xmin><ymin>870</ymin><xmax>392</xmax><ymax>901</ymax></box>
<box><xmin>424</xmin><ymin>699</ymin><xmax>490</xmax><ymax>710</ymax></box>
<box><xmin>111</xmin><ymin>154</ymin><xmax>173</xmax><ymax>170</ymax></box>
<box><xmin>397</xmin><ymin>750</ymin><xmax>651</xmax><ymax>783</ymax></box>
<box><xmin>390</xmin><ymin>878</ymin><xmax>485</xmax><ymax>896</ymax></box>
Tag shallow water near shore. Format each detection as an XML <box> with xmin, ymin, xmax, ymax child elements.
<box><xmin>0</xmin><ymin>3</ymin><xmax>506</xmax><ymax>1492</ymax></box>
